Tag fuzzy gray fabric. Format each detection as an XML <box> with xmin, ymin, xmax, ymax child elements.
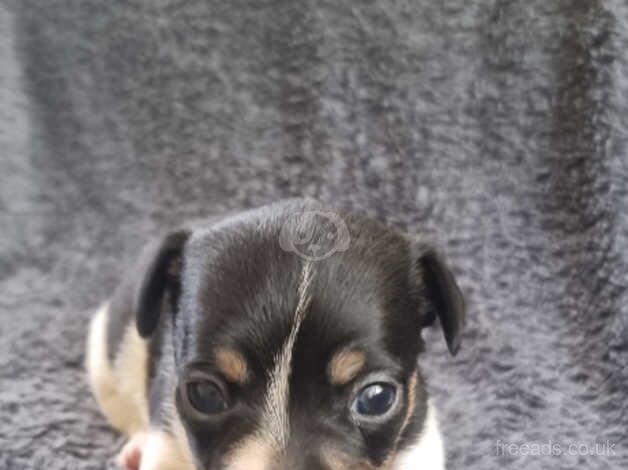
<box><xmin>1</xmin><ymin>1</ymin><xmax>627</xmax><ymax>469</ymax></box>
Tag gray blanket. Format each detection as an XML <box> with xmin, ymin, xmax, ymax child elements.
<box><xmin>1</xmin><ymin>1</ymin><xmax>626</xmax><ymax>469</ymax></box>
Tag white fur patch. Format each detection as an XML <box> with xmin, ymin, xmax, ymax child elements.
<box><xmin>87</xmin><ymin>304</ymin><xmax>196</xmax><ymax>469</ymax></box>
<box><xmin>85</xmin><ymin>303</ymin><xmax>149</xmax><ymax>436</ymax></box>
<box><xmin>392</xmin><ymin>400</ymin><xmax>445</xmax><ymax>470</ymax></box>
<box><xmin>259</xmin><ymin>261</ymin><xmax>314</xmax><ymax>451</ymax></box>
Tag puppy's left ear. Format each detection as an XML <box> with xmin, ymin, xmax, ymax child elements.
<box><xmin>412</xmin><ymin>243</ymin><xmax>466</xmax><ymax>355</ymax></box>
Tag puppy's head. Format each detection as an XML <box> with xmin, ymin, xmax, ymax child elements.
<box><xmin>134</xmin><ymin>200</ymin><xmax>464</xmax><ymax>470</ymax></box>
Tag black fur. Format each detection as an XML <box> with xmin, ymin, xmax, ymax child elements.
<box><xmin>416</xmin><ymin>249</ymin><xmax>465</xmax><ymax>355</ymax></box>
<box><xmin>111</xmin><ymin>199</ymin><xmax>465</xmax><ymax>469</ymax></box>
<box><xmin>106</xmin><ymin>230</ymin><xmax>188</xmax><ymax>360</ymax></box>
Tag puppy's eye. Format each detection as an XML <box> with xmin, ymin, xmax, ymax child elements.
<box><xmin>186</xmin><ymin>380</ymin><xmax>228</xmax><ymax>415</ymax></box>
<box><xmin>353</xmin><ymin>383</ymin><xmax>397</xmax><ymax>417</ymax></box>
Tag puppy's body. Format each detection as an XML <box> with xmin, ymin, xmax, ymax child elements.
<box><xmin>86</xmin><ymin>199</ymin><xmax>464</xmax><ymax>470</ymax></box>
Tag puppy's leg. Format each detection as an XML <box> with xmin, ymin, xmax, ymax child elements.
<box><xmin>137</xmin><ymin>428</ymin><xmax>195</xmax><ymax>470</ymax></box>
<box><xmin>87</xmin><ymin>304</ymin><xmax>195</xmax><ymax>470</ymax></box>
<box><xmin>86</xmin><ymin>303</ymin><xmax>150</xmax><ymax>437</ymax></box>
<box><xmin>116</xmin><ymin>433</ymin><xmax>147</xmax><ymax>470</ymax></box>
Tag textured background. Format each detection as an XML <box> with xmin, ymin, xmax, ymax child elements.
<box><xmin>1</xmin><ymin>1</ymin><xmax>627</xmax><ymax>469</ymax></box>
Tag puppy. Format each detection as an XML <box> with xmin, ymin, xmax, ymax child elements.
<box><xmin>86</xmin><ymin>199</ymin><xmax>465</xmax><ymax>470</ymax></box>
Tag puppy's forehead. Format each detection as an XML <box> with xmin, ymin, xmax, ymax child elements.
<box><xmin>182</xmin><ymin>223</ymin><xmax>303</xmax><ymax>350</ymax></box>
<box><xmin>178</xmin><ymin>209</ymin><xmax>416</xmax><ymax>366</ymax></box>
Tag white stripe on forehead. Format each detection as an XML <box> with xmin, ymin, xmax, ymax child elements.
<box><xmin>259</xmin><ymin>260</ymin><xmax>315</xmax><ymax>451</ymax></box>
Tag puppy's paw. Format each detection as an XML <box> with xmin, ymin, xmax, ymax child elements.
<box><xmin>116</xmin><ymin>434</ymin><xmax>147</xmax><ymax>470</ymax></box>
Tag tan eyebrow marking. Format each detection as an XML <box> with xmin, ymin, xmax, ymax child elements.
<box><xmin>328</xmin><ymin>348</ymin><xmax>366</xmax><ymax>385</ymax></box>
<box><xmin>215</xmin><ymin>348</ymin><xmax>249</xmax><ymax>384</ymax></box>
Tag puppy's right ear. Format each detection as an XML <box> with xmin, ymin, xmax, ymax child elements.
<box><xmin>110</xmin><ymin>230</ymin><xmax>189</xmax><ymax>338</ymax></box>
<box><xmin>134</xmin><ymin>230</ymin><xmax>189</xmax><ymax>337</ymax></box>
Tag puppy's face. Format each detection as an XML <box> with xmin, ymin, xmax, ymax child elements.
<box><xmin>137</xmin><ymin>202</ymin><xmax>464</xmax><ymax>470</ymax></box>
